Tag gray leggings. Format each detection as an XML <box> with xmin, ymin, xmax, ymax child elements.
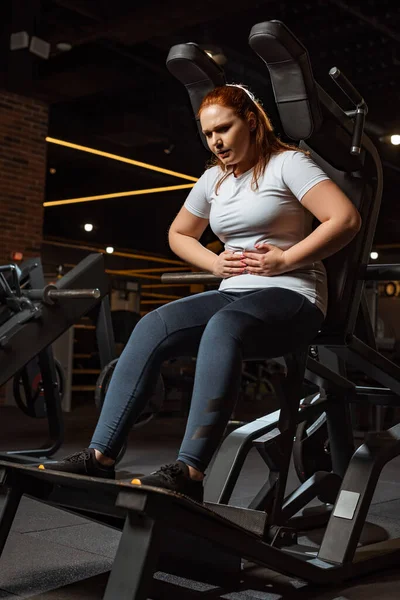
<box><xmin>89</xmin><ymin>287</ymin><xmax>324</xmax><ymax>472</ymax></box>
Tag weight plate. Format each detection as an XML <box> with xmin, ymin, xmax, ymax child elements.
<box><xmin>13</xmin><ymin>357</ymin><xmax>65</xmax><ymax>419</ymax></box>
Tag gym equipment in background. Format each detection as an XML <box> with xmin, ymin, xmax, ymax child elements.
<box><xmin>0</xmin><ymin>253</ymin><xmax>115</xmax><ymax>463</ymax></box>
<box><xmin>13</xmin><ymin>356</ymin><xmax>66</xmax><ymax>419</ymax></box>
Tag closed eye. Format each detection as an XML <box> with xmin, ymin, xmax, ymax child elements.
<box><xmin>203</xmin><ymin>124</ymin><xmax>231</xmax><ymax>137</ymax></box>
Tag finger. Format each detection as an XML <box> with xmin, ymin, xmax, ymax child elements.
<box><xmin>243</xmin><ymin>257</ymin><xmax>261</xmax><ymax>267</ymax></box>
<box><xmin>224</xmin><ymin>266</ymin><xmax>246</xmax><ymax>275</ymax></box>
<box><xmin>224</xmin><ymin>260</ymin><xmax>247</xmax><ymax>268</ymax></box>
<box><xmin>225</xmin><ymin>253</ymin><xmax>244</xmax><ymax>261</ymax></box>
<box><xmin>247</xmin><ymin>266</ymin><xmax>263</xmax><ymax>273</ymax></box>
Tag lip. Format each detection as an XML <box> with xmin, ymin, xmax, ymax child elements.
<box><xmin>217</xmin><ymin>149</ymin><xmax>231</xmax><ymax>158</ymax></box>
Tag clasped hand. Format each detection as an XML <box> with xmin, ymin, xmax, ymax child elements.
<box><xmin>212</xmin><ymin>243</ymin><xmax>288</xmax><ymax>278</ymax></box>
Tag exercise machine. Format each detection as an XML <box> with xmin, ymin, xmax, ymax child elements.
<box><xmin>0</xmin><ymin>20</ymin><xmax>400</xmax><ymax>600</ymax></box>
<box><xmin>0</xmin><ymin>253</ymin><xmax>115</xmax><ymax>462</ymax></box>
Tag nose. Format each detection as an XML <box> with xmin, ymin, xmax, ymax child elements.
<box><xmin>212</xmin><ymin>133</ymin><xmax>222</xmax><ymax>148</ymax></box>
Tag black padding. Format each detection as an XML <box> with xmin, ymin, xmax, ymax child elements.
<box><xmin>249</xmin><ymin>20</ymin><xmax>322</xmax><ymax>140</ymax></box>
<box><xmin>166</xmin><ymin>43</ymin><xmax>226</xmax><ymax>150</ymax></box>
<box><xmin>305</xmin><ymin>143</ymin><xmax>375</xmax><ymax>337</ymax></box>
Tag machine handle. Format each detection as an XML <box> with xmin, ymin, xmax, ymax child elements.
<box><xmin>24</xmin><ymin>285</ymin><xmax>101</xmax><ymax>305</ymax></box>
<box><xmin>161</xmin><ymin>272</ymin><xmax>221</xmax><ymax>284</ymax></box>
<box><xmin>364</xmin><ymin>264</ymin><xmax>400</xmax><ymax>281</ymax></box>
<box><xmin>329</xmin><ymin>67</ymin><xmax>364</xmax><ymax>108</ymax></box>
<box><xmin>351</xmin><ymin>107</ymin><xmax>366</xmax><ymax>156</ymax></box>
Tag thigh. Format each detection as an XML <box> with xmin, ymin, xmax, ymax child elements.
<box><xmin>215</xmin><ymin>287</ymin><xmax>324</xmax><ymax>359</ymax></box>
<box><xmin>129</xmin><ymin>290</ymin><xmax>233</xmax><ymax>361</ymax></box>
<box><xmin>154</xmin><ymin>289</ymin><xmax>232</xmax><ymax>337</ymax></box>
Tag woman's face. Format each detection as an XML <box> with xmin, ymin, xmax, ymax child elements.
<box><xmin>200</xmin><ymin>104</ymin><xmax>255</xmax><ymax>174</ymax></box>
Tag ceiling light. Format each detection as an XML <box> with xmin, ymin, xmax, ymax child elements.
<box><xmin>370</xmin><ymin>251</ymin><xmax>378</xmax><ymax>260</ymax></box>
<box><xmin>56</xmin><ymin>42</ymin><xmax>72</xmax><ymax>52</ymax></box>
<box><xmin>43</xmin><ymin>183</ymin><xmax>195</xmax><ymax>207</ymax></box>
<box><xmin>106</xmin><ymin>246</ymin><xmax>114</xmax><ymax>254</ymax></box>
<box><xmin>390</xmin><ymin>135</ymin><xmax>400</xmax><ymax>146</ymax></box>
<box><xmin>45</xmin><ymin>137</ymin><xmax>198</xmax><ymax>182</ymax></box>
<box><xmin>384</xmin><ymin>282</ymin><xmax>398</xmax><ymax>297</ymax></box>
<box><xmin>84</xmin><ymin>223</ymin><xmax>93</xmax><ymax>232</ymax></box>
<box><xmin>49</xmin><ymin>167</ymin><xmax>56</xmax><ymax>174</ymax></box>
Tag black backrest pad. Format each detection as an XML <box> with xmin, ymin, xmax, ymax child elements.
<box><xmin>249</xmin><ymin>20</ymin><xmax>323</xmax><ymax>140</ymax></box>
<box><xmin>166</xmin><ymin>43</ymin><xmax>226</xmax><ymax>150</ymax></box>
<box><xmin>303</xmin><ymin>87</ymin><xmax>382</xmax><ymax>341</ymax></box>
<box><xmin>305</xmin><ymin>145</ymin><xmax>371</xmax><ymax>339</ymax></box>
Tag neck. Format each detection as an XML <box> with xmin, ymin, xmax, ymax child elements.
<box><xmin>232</xmin><ymin>146</ymin><xmax>258</xmax><ymax>177</ymax></box>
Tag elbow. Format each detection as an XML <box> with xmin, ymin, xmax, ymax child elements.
<box><xmin>341</xmin><ymin>209</ymin><xmax>362</xmax><ymax>236</ymax></box>
<box><xmin>349</xmin><ymin>210</ymin><xmax>362</xmax><ymax>234</ymax></box>
<box><xmin>168</xmin><ymin>226</ymin><xmax>177</xmax><ymax>249</ymax></box>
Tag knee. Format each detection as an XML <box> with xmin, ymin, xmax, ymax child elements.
<box><xmin>125</xmin><ymin>310</ymin><xmax>166</xmax><ymax>347</ymax></box>
<box><xmin>204</xmin><ymin>310</ymin><xmax>241</xmax><ymax>341</ymax></box>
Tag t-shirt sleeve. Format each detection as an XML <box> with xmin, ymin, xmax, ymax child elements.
<box><xmin>281</xmin><ymin>151</ymin><xmax>330</xmax><ymax>201</ymax></box>
<box><xmin>183</xmin><ymin>170</ymin><xmax>211</xmax><ymax>219</ymax></box>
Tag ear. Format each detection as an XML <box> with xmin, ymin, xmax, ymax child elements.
<box><xmin>248</xmin><ymin>112</ymin><xmax>256</xmax><ymax>132</ymax></box>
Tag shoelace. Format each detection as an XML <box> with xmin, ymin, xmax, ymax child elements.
<box><xmin>64</xmin><ymin>449</ymin><xmax>92</xmax><ymax>464</ymax></box>
<box><xmin>156</xmin><ymin>463</ymin><xmax>183</xmax><ymax>483</ymax></box>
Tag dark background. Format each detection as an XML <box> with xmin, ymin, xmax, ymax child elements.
<box><xmin>3</xmin><ymin>0</ymin><xmax>400</xmax><ymax>257</ymax></box>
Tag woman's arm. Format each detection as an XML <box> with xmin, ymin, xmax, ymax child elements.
<box><xmin>243</xmin><ymin>179</ymin><xmax>362</xmax><ymax>276</ymax></box>
<box><xmin>169</xmin><ymin>206</ymin><xmax>220</xmax><ymax>272</ymax></box>
<box><xmin>169</xmin><ymin>207</ymin><xmax>247</xmax><ymax>277</ymax></box>
<box><xmin>284</xmin><ymin>179</ymin><xmax>362</xmax><ymax>269</ymax></box>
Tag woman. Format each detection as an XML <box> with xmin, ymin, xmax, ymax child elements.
<box><xmin>44</xmin><ymin>85</ymin><xmax>361</xmax><ymax>503</ymax></box>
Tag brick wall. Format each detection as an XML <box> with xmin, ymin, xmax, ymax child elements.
<box><xmin>0</xmin><ymin>90</ymin><xmax>48</xmax><ymax>402</ymax></box>
<box><xmin>0</xmin><ymin>89</ymin><xmax>49</xmax><ymax>264</ymax></box>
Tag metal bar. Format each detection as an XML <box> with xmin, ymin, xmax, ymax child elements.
<box><xmin>330</xmin><ymin>336</ymin><xmax>400</xmax><ymax>395</ymax></box>
<box><xmin>204</xmin><ymin>411</ymin><xmax>280</xmax><ymax>504</ymax></box>
<box><xmin>93</xmin><ymin>296</ymin><xmax>117</xmax><ymax>370</ymax></box>
<box><xmin>319</xmin><ymin>422</ymin><xmax>400</xmax><ymax>565</ymax></box>
<box><xmin>364</xmin><ymin>264</ymin><xmax>400</xmax><ymax>280</ymax></box>
<box><xmin>268</xmin><ymin>351</ymin><xmax>308</xmax><ymax>525</ymax></box>
<box><xmin>36</xmin><ymin>347</ymin><xmax>64</xmax><ymax>454</ymax></box>
<box><xmin>0</xmin><ymin>482</ymin><xmax>23</xmax><ymax>557</ymax></box>
<box><xmin>104</xmin><ymin>512</ymin><xmax>161</xmax><ymax>600</ymax></box>
<box><xmin>161</xmin><ymin>271</ymin><xmax>220</xmax><ymax>284</ymax></box>
<box><xmin>325</xmin><ymin>397</ymin><xmax>354</xmax><ymax>478</ymax></box>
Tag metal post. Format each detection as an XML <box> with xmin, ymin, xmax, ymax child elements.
<box><xmin>104</xmin><ymin>512</ymin><xmax>161</xmax><ymax>600</ymax></box>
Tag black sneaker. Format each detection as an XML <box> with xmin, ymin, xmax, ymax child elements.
<box><xmin>37</xmin><ymin>449</ymin><xmax>115</xmax><ymax>480</ymax></box>
<box><xmin>131</xmin><ymin>461</ymin><xmax>204</xmax><ymax>503</ymax></box>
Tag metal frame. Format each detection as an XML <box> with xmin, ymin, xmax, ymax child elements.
<box><xmin>2</xmin><ymin>458</ymin><xmax>400</xmax><ymax>599</ymax></box>
<box><xmin>0</xmin><ymin>253</ymin><xmax>116</xmax><ymax>462</ymax></box>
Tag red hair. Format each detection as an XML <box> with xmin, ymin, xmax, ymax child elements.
<box><xmin>198</xmin><ymin>85</ymin><xmax>304</xmax><ymax>193</ymax></box>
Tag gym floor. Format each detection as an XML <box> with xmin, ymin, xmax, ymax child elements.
<box><xmin>0</xmin><ymin>406</ymin><xmax>399</xmax><ymax>599</ymax></box>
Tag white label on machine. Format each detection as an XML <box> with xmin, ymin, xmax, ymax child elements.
<box><xmin>333</xmin><ymin>490</ymin><xmax>360</xmax><ymax>520</ymax></box>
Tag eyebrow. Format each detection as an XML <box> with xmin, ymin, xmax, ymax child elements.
<box><xmin>202</xmin><ymin>121</ymin><xmax>232</xmax><ymax>135</ymax></box>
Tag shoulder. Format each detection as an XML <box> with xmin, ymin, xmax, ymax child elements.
<box><xmin>206</xmin><ymin>164</ymin><xmax>223</xmax><ymax>180</ymax></box>
<box><xmin>200</xmin><ymin>165</ymin><xmax>222</xmax><ymax>188</ymax></box>
<box><xmin>279</xmin><ymin>150</ymin><xmax>316</xmax><ymax>170</ymax></box>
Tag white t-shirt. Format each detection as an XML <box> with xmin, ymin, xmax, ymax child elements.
<box><xmin>184</xmin><ymin>150</ymin><xmax>330</xmax><ymax>317</ymax></box>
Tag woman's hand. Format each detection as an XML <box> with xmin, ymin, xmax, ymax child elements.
<box><xmin>242</xmin><ymin>243</ymin><xmax>289</xmax><ymax>276</ymax></box>
<box><xmin>212</xmin><ymin>250</ymin><xmax>247</xmax><ymax>278</ymax></box>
